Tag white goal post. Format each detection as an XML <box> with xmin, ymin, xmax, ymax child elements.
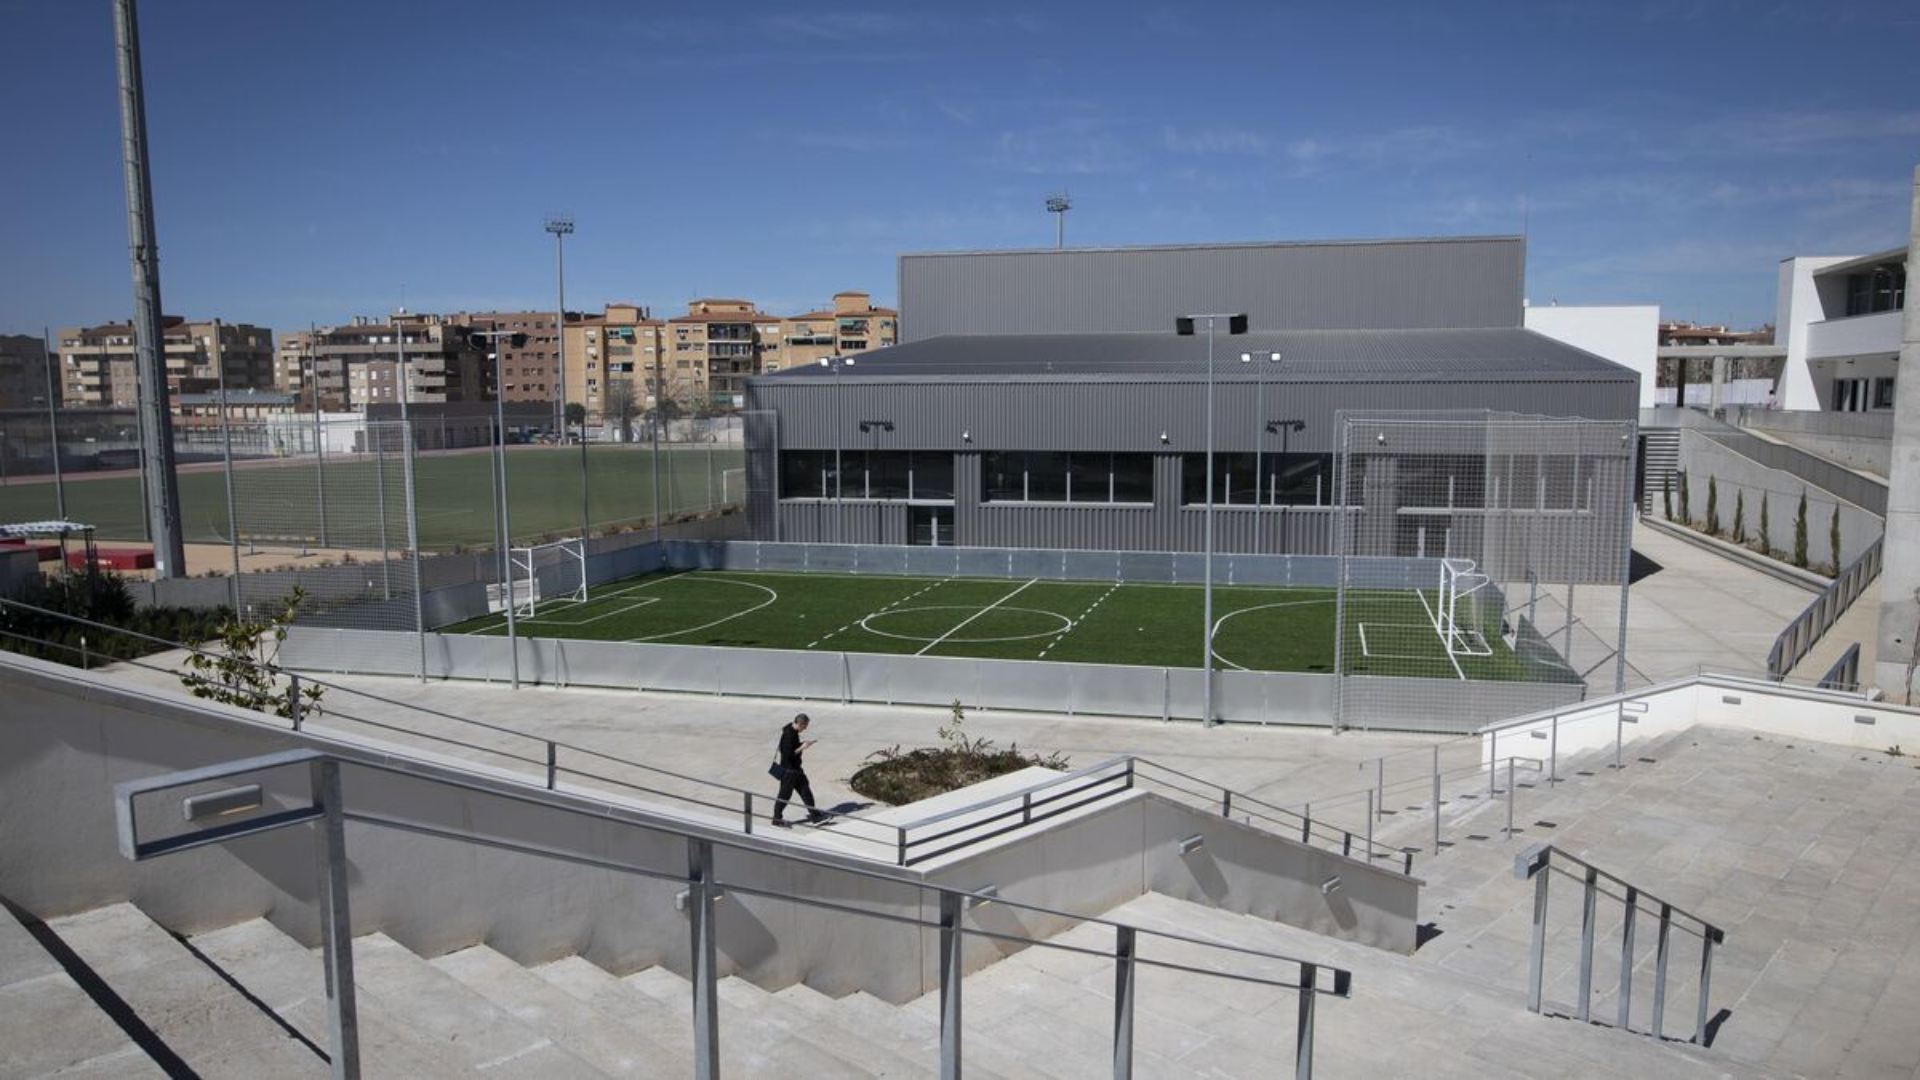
<box><xmin>1434</xmin><ymin>558</ymin><xmax>1494</xmax><ymax>658</ymax></box>
<box><xmin>721</xmin><ymin>467</ymin><xmax>747</xmax><ymax>506</ymax></box>
<box><xmin>507</xmin><ymin>537</ymin><xmax>587</xmax><ymax>618</ymax></box>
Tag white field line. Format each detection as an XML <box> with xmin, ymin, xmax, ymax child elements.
<box><xmin>460</xmin><ymin>571</ymin><xmax>692</xmax><ymax>634</ymax></box>
<box><xmin>1208</xmin><ymin>598</ymin><xmax>1332</xmax><ymax>671</ymax></box>
<box><xmin>1414</xmin><ymin>589</ymin><xmax>1468</xmax><ymax>681</ymax></box>
<box><xmin>809</xmin><ymin>576</ymin><xmax>953</xmax><ymax>649</ymax></box>
<box><xmin>1036</xmin><ymin>581</ymin><xmax>1124</xmax><ymax>659</ymax></box>
<box><xmin>915</xmin><ymin>578</ymin><xmax>1038</xmax><ymax>657</ymax></box>
<box><xmin>624</xmin><ymin>576</ymin><xmax>779</xmax><ymax>643</ymax></box>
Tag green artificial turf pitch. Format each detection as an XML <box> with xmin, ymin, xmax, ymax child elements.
<box><xmin>444</xmin><ymin>569</ymin><xmax>1528</xmax><ymax>680</ymax></box>
<box><xmin>0</xmin><ymin>444</ymin><xmax>743</xmax><ymax>550</ymax></box>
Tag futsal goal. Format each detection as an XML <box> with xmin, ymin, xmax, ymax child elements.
<box><xmin>506</xmin><ymin>538</ymin><xmax>587</xmax><ymax>618</ymax></box>
<box><xmin>1433</xmin><ymin>557</ymin><xmax>1494</xmax><ymax>658</ymax></box>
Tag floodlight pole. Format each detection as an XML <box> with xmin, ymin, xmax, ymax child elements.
<box><xmin>820</xmin><ymin>356</ymin><xmax>856</xmax><ymax>543</ymax></box>
<box><xmin>1241</xmin><ymin>350</ymin><xmax>1284</xmax><ymax>554</ymax></box>
<box><xmin>546</xmin><ymin>216</ymin><xmax>574</xmax><ymax>441</ymax></box>
<box><xmin>41</xmin><ymin>328</ymin><xmax>65</xmax><ymax>520</ymax></box>
<box><xmin>478</xmin><ymin>324</ymin><xmax>520</xmax><ymax>689</ymax></box>
<box><xmin>1178</xmin><ymin>313</ymin><xmax>1247</xmax><ymax>727</ymax></box>
<box><xmin>213</xmin><ymin>320</ymin><xmax>241</xmax><ymax>607</ymax></box>
<box><xmin>396</xmin><ymin>315</ymin><xmax>426</xmax><ymax>682</ymax></box>
<box><xmin>113</xmin><ymin>0</ymin><xmax>186</xmax><ymax>579</ymax></box>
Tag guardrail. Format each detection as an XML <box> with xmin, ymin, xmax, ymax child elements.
<box><xmin>115</xmin><ymin>748</ymin><xmax>1352</xmax><ymax>1079</ymax></box>
<box><xmin>1514</xmin><ymin>844</ymin><xmax>1724</xmax><ymax>1044</ymax></box>
<box><xmin>1769</xmin><ymin>536</ymin><xmax>1883</xmax><ymax>679</ymax></box>
<box><xmin>1695</xmin><ymin>424</ymin><xmax>1888</xmax><ymax>516</ymax></box>
<box><xmin>1816</xmin><ymin>642</ymin><xmax>1862</xmax><ymax>693</ymax></box>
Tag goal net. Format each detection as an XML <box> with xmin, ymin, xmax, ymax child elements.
<box><xmin>506</xmin><ymin>538</ymin><xmax>587</xmax><ymax>618</ymax></box>
<box><xmin>1434</xmin><ymin>558</ymin><xmax>1494</xmax><ymax>657</ymax></box>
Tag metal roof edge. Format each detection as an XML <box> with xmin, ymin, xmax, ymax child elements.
<box><xmin>897</xmin><ymin>235</ymin><xmax>1526</xmax><ymax>259</ymax></box>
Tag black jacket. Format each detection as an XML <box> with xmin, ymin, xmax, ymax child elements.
<box><xmin>777</xmin><ymin>725</ymin><xmax>806</xmax><ymax>771</ymax></box>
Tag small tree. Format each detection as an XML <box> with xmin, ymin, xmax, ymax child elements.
<box><xmin>564</xmin><ymin>402</ymin><xmax>587</xmax><ymax>431</ymax></box>
<box><xmin>1793</xmin><ymin>490</ymin><xmax>1809</xmax><ymax>569</ymax></box>
<box><xmin>1830</xmin><ymin>505</ymin><xmax>1843</xmax><ymax>572</ymax></box>
<box><xmin>179</xmin><ymin>588</ymin><xmax>323</xmax><ymax>721</ymax></box>
<box><xmin>1677</xmin><ymin>473</ymin><xmax>1691</xmax><ymax>526</ymax></box>
<box><xmin>1733</xmin><ymin>490</ymin><xmax>1746</xmax><ymax>544</ymax></box>
<box><xmin>1662</xmin><ymin>471</ymin><xmax>1673</xmax><ymax>519</ymax></box>
<box><xmin>1759</xmin><ymin>492</ymin><xmax>1772</xmax><ymax>554</ymax></box>
<box><xmin>1705</xmin><ymin>475</ymin><xmax>1720</xmax><ymax>535</ymax></box>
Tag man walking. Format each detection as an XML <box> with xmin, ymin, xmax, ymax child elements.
<box><xmin>771</xmin><ymin>713</ymin><xmax>827</xmax><ymax>827</ymax></box>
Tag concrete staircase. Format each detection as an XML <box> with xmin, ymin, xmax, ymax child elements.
<box><xmin>13</xmin><ymin>723</ymin><xmax>1919</xmax><ymax>1076</ymax></box>
<box><xmin>1640</xmin><ymin>428</ymin><xmax>1680</xmax><ymax>514</ymax></box>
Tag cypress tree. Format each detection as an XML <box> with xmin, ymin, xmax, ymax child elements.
<box><xmin>1678</xmin><ymin>473</ymin><xmax>1691</xmax><ymax>525</ymax></box>
<box><xmin>1760</xmin><ymin>492</ymin><xmax>1771</xmax><ymax>554</ymax></box>
<box><xmin>1733</xmin><ymin>490</ymin><xmax>1746</xmax><ymax>544</ymax></box>
<box><xmin>1793</xmin><ymin>490</ymin><xmax>1809</xmax><ymax>569</ymax></box>
<box><xmin>1662</xmin><ymin>471</ymin><xmax>1673</xmax><ymax>520</ymax></box>
<box><xmin>1830</xmin><ymin>505</ymin><xmax>1842</xmax><ymax>572</ymax></box>
<box><xmin>1706</xmin><ymin>476</ymin><xmax>1720</xmax><ymax>535</ymax></box>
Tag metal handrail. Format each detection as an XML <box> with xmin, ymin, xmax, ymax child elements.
<box><xmin>1816</xmin><ymin>642</ymin><xmax>1862</xmax><ymax>693</ymax></box>
<box><xmin>1514</xmin><ymin>843</ymin><xmax>1724</xmax><ymax>1044</ymax></box>
<box><xmin>116</xmin><ymin>748</ymin><xmax>1351</xmax><ymax>1079</ymax></box>
<box><xmin>0</xmin><ymin>599</ymin><xmax>900</xmax><ymax>851</ymax></box>
<box><xmin>1768</xmin><ymin>536</ymin><xmax>1883</xmax><ymax>679</ymax></box>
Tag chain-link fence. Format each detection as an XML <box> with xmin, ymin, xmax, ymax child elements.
<box><xmin>1332</xmin><ymin>411</ymin><xmax>1637</xmax><ymax>731</ymax></box>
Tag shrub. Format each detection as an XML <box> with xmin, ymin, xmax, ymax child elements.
<box><xmin>1705</xmin><ymin>476</ymin><xmax>1720</xmax><ymax>536</ymax></box>
<box><xmin>1793</xmin><ymin>490</ymin><xmax>1809</xmax><ymax>569</ymax></box>
<box><xmin>1733</xmin><ymin>490</ymin><xmax>1746</xmax><ymax>544</ymax></box>
<box><xmin>179</xmin><ymin>588</ymin><xmax>324</xmax><ymax>721</ymax></box>
<box><xmin>849</xmin><ymin>700</ymin><xmax>1069</xmax><ymax>805</ymax></box>
<box><xmin>0</xmin><ymin>568</ymin><xmax>226</xmax><ymax>668</ymax></box>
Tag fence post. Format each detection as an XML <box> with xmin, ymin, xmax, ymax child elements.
<box><xmin>1431</xmin><ymin>745</ymin><xmax>1442</xmax><ymax>853</ymax></box>
<box><xmin>1549</xmin><ymin>711</ymin><xmax>1560</xmax><ymax>784</ymax></box>
<box><xmin>742</xmin><ymin>792</ymin><xmax>754</xmax><ymax>835</ymax></box>
<box><xmin>1618</xmin><ymin>886</ymin><xmax>1638</xmax><ymax>1030</ymax></box>
<box><xmin>289</xmin><ymin>674</ymin><xmax>303</xmax><ymax>732</ymax></box>
<box><xmin>1220</xmin><ymin>789</ymin><xmax>1232</xmax><ymax>818</ymax></box>
<box><xmin>1364</xmin><ymin>790</ymin><xmax>1374</xmax><ymax>857</ymax></box>
<box><xmin>1694</xmin><ymin>931</ymin><xmax>1716</xmax><ymax>1045</ymax></box>
<box><xmin>1578</xmin><ymin>866</ymin><xmax>1599</xmax><ymax>1023</ymax></box>
<box><xmin>896</xmin><ymin>828</ymin><xmax>907</xmax><ymax>867</ymax></box>
<box><xmin>1488</xmin><ymin>729</ymin><xmax>1497</xmax><ymax>795</ymax></box>
<box><xmin>1614</xmin><ymin>701</ymin><xmax>1625</xmax><ymax>770</ymax></box>
<box><xmin>311</xmin><ymin>759</ymin><xmax>361</xmax><ymax>1080</ymax></box>
<box><xmin>939</xmin><ymin>890</ymin><xmax>963</xmax><ymax>1080</ymax></box>
<box><xmin>545</xmin><ymin>742</ymin><xmax>557</xmax><ymax>790</ymax></box>
<box><xmin>1375</xmin><ymin>758</ymin><xmax>1384</xmax><ymax>822</ymax></box>
<box><xmin>688</xmin><ymin>839</ymin><xmax>719</xmax><ymax>1080</ymax></box>
<box><xmin>80</xmin><ymin>634</ymin><xmax>89</xmax><ymax>671</ymax></box>
<box><xmin>1295</xmin><ymin>962</ymin><xmax>1317</xmax><ymax>1080</ymax></box>
<box><xmin>1652</xmin><ymin>902</ymin><xmax>1672</xmax><ymax>1040</ymax></box>
<box><xmin>1022</xmin><ymin>791</ymin><xmax>1033</xmax><ymax>825</ymax></box>
<box><xmin>1112</xmin><ymin>926</ymin><xmax>1136</xmax><ymax>1079</ymax></box>
<box><xmin>1301</xmin><ymin>803</ymin><xmax>1311</xmax><ymax>844</ymax></box>
<box><xmin>1526</xmin><ymin>864</ymin><xmax>1548</xmax><ymax>1014</ymax></box>
<box><xmin>1504</xmin><ymin>758</ymin><xmax>1515</xmax><ymax>837</ymax></box>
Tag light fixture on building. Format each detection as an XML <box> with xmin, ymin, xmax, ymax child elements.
<box><xmin>1177</xmin><ymin>834</ymin><xmax>1206</xmax><ymax>856</ymax></box>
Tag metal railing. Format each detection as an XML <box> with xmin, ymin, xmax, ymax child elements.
<box><xmin>115</xmin><ymin>748</ymin><xmax>1351</xmax><ymax>1080</ymax></box>
<box><xmin>1816</xmin><ymin>642</ymin><xmax>1862</xmax><ymax>693</ymax></box>
<box><xmin>1695</xmin><ymin>424</ymin><xmax>1888</xmax><ymax>516</ymax></box>
<box><xmin>2</xmin><ymin>598</ymin><xmax>1394</xmax><ymax>875</ymax></box>
<box><xmin>1513</xmin><ymin>844</ymin><xmax>1724</xmax><ymax>1044</ymax></box>
<box><xmin>1769</xmin><ymin>536</ymin><xmax>1883</xmax><ymax>679</ymax></box>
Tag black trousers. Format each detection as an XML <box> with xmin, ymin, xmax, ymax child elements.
<box><xmin>774</xmin><ymin>768</ymin><xmax>817</xmax><ymax>821</ymax></box>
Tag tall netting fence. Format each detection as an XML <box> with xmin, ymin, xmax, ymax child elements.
<box><xmin>1332</xmin><ymin>411</ymin><xmax>1637</xmax><ymax>733</ymax></box>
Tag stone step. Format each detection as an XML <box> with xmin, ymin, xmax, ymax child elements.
<box><xmin>431</xmin><ymin>945</ymin><xmax>681</xmax><ymax>1076</ymax></box>
<box><xmin>46</xmin><ymin>903</ymin><xmax>321</xmax><ymax>1078</ymax></box>
<box><xmin>0</xmin><ymin>900</ymin><xmax>162</xmax><ymax>1079</ymax></box>
<box><xmin>720</xmin><ymin>976</ymin><xmax>935</xmax><ymax>1077</ymax></box>
<box><xmin>619</xmin><ymin>965</ymin><xmax>880</xmax><ymax>1077</ymax></box>
<box><xmin>529</xmin><ymin>956</ymin><xmax>696</xmax><ymax>1074</ymax></box>
<box><xmin>349</xmin><ymin>933</ymin><xmax>603</xmax><ymax>1077</ymax></box>
<box><xmin>190</xmin><ymin>917</ymin><xmax>469</xmax><ymax>1079</ymax></box>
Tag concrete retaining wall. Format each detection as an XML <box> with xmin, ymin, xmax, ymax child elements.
<box><xmin>1664</xmin><ymin>429</ymin><xmax>1882</xmax><ymax>570</ymax></box>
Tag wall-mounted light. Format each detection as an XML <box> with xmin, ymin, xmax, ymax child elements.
<box><xmin>1160</xmin><ymin>431</ymin><xmax>1170</xmax><ymax>444</ymax></box>
<box><xmin>961</xmin><ymin>430</ymin><xmax>972</xmax><ymax>443</ymax></box>
<box><xmin>966</xmin><ymin>885</ymin><xmax>999</xmax><ymax>910</ymax></box>
<box><xmin>1375</xmin><ymin>433</ymin><xmax>1387</xmax><ymax>446</ymax></box>
<box><xmin>674</xmin><ymin>887</ymin><xmax>727</xmax><ymax>912</ymax></box>
<box><xmin>182</xmin><ymin>785</ymin><xmax>263</xmax><ymax>823</ymax></box>
<box><xmin>1177</xmin><ymin>834</ymin><xmax>1206</xmax><ymax>856</ymax></box>
<box><xmin>1320</xmin><ymin>875</ymin><xmax>1343</xmax><ymax>896</ymax></box>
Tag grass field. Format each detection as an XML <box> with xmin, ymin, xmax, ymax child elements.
<box><xmin>445</xmin><ymin>569</ymin><xmax>1529</xmax><ymax>679</ymax></box>
<box><xmin>0</xmin><ymin>445</ymin><xmax>744</xmax><ymax>551</ymax></box>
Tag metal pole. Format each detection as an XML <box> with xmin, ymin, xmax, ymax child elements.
<box><xmin>1295</xmin><ymin>963</ymin><xmax>1317</xmax><ymax>1080</ymax></box>
<box><xmin>397</xmin><ymin>330</ymin><xmax>426</xmax><ymax>682</ymax></box>
<box><xmin>1618</xmin><ymin>886</ymin><xmax>1638</xmax><ymax>1030</ymax></box>
<box><xmin>1375</xmin><ymin>758</ymin><xmax>1384</xmax><ymax>823</ymax></box>
<box><xmin>1505</xmin><ymin>758</ymin><xmax>1515</xmax><ymax>837</ymax></box>
<box><xmin>1203</xmin><ymin>318</ymin><xmax>1217</xmax><ymax>727</ymax></box>
<box><xmin>113</xmin><ymin>0</ymin><xmax>186</xmax><ymax>579</ymax></box>
<box><xmin>1694</xmin><ymin>932</ymin><xmax>1716</xmax><ymax>1045</ymax></box>
<box><xmin>1432</xmin><ymin>745</ymin><xmax>1442</xmax><ymax>852</ymax></box>
<box><xmin>1365</xmin><ymin>789</ymin><xmax>1374</xmax><ymax>857</ymax></box>
<box><xmin>687</xmin><ymin>839</ymin><xmax>719</xmax><ymax>1080</ymax></box>
<box><xmin>311</xmin><ymin>758</ymin><xmax>361</xmax><ymax>1079</ymax></box>
<box><xmin>1112</xmin><ymin>926</ymin><xmax>1136</xmax><ymax>1079</ymax></box>
<box><xmin>1254</xmin><ymin>372</ymin><xmax>1265</xmax><ymax>555</ymax></box>
<box><xmin>215</xmin><ymin>324</ymin><xmax>241</xmax><ymax>608</ymax></box>
<box><xmin>1578</xmin><ymin>866</ymin><xmax>1599</xmax><ymax>1023</ymax></box>
<box><xmin>939</xmin><ymin>890</ymin><xmax>963</xmax><ymax>1080</ymax></box>
<box><xmin>1550</xmin><ymin>711</ymin><xmax>1560</xmax><ymax>784</ymax></box>
<box><xmin>1526</xmin><ymin>867</ymin><xmax>1548</xmax><ymax>1013</ymax></box>
<box><xmin>580</xmin><ymin>423</ymin><xmax>590</xmax><ymax>540</ymax></box>
<box><xmin>651</xmin><ymin>346</ymin><xmax>663</xmax><ymax>543</ymax></box>
<box><xmin>491</xmin><ymin>339</ymin><xmax>520</xmax><ymax>690</ymax></box>
<box><xmin>1615</xmin><ymin>424</ymin><xmax>1638</xmax><ymax>694</ymax></box>
<box><xmin>311</xmin><ymin>326</ymin><xmax>330</xmax><ymax>550</ymax></box>
<box><xmin>552</xmin><ymin>230</ymin><xmax>568</xmax><ymax>439</ymax></box>
<box><xmin>1652</xmin><ymin>903</ymin><xmax>1672</xmax><ymax>1039</ymax></box>
<box><xmin>373</xmin><ymin>426</ymin><xmax>390</xmax><ymax>599</ymax></box>
<box><xmin>41</xmin><ymin>329</ymin><xmax>65</xmax><ymax>520</ymax></box>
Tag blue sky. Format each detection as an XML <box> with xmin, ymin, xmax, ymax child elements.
<box><xmin>3</xmin><ymin>0</ymin><xmax>1916</xmax><ymax>337</ymax></box>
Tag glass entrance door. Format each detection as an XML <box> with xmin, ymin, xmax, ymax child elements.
<box><xmin>909</xmin><ymin>506</ymin><xmax>951</xmax><ymax>546</ymax></box>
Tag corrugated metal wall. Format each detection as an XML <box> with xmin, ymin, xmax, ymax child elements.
<box><xmin>899</xmin><ymin>237</ymin><xmax>1525</xmax><ymax>342</ymax></box>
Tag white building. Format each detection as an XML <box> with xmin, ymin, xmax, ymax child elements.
<box><xmin>1776</xmin><ymin>247</ymin><xmax>1907</xmax><ymax>412</ymax></box>
<box><xmin>1523</xmin><ymin>303</ymin><xmax>1660</xmax><ymax>408</ymax></box>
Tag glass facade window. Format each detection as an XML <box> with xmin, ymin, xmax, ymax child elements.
<box><xmin>1845</xmin><ymin>266</ymin><xmax>1907</xmax><ymax>316</ymax></box>
<box><xmin>1182</xmin><ymin>453</ymin><xmax>1332</xmax><ymax>505</ymax></box>
<box><xmin>779</xmin><ymin>450</ymin><xmax>954</xmax><ymax>501</ymax></box>
<box><xmin>983</xmin><ymin>452</ymin><xmax>1156</xmax><ymax>503</ymax></box>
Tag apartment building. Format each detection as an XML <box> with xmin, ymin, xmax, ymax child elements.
<box><xmin>449</xmin><ymin>311</ymin><xmax>562</xmax><ymax>406</ymax></box>
<box><xmin>55</xmin><ymin>318</ymin><xmax>275</xmax><ymax>408</ymax></box>
<box><xmin>1778</xmin><ymin>247</ymin><xmax>1907</xmax><ymax>411</ymax></box>
<box><xmin>294</xmin><ymin>314</ymin><xmax>489</xmax><ymax>411</ymax></box>
<box><xmin>563</xmin><ymin>304</ymin><xmax>668</xmax><ymax>423</ymax></box>
<box><xmin>768</xmin><ymin>291</ymin><xmax>898</xmax><ymax>374</ymax></box>
<box><xmin>667</xmin><ymin>299</ymin><xmax>781</xmax><ymax>409</ymax></box>
<box><xmin>0</xmin><ymin>335</ymin><xmax>52</xmax><ymax>409</ymax></box>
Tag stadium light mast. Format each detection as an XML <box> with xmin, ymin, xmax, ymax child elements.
<box><xmin>112</xmin><ymin>0</ymin><xmax>185</xmax><ymax>578</ymax></box>
<box><xmin>545</xmin><ymin>214</ymin><xmax>574</xmax><ymax>439</ymax></box>
<box><xmin>1241</xmin><ymin>350</ymin><xmax>1285</xmax><ymax>553</ymax></box>
<box><xmin>472</xmin><ymin>324</ymin><xmax>529</xmax><ymax>689</ymax></box>
<box><xmin>819</xmin><ymin>355</ymin><xmax>856</xmax><ymax>542</ymax></box>
<box><xmin>1046</xmin><ymin>192</ymin><xmax>1071</xmax><ymax>249</ymax></box>
<box><xmin>1176</xmin><ymin>312</ymin><xmax>1249</xmax><ymax>727</ymax></box>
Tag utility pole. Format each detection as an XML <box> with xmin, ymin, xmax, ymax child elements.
<box><xmin>113</xmin><ymin>0</ymin><xmax>185</xmax><ymax>577</ymax></box>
